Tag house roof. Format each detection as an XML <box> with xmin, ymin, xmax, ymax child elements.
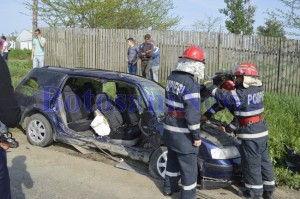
<box><xmin>17</xmin><ymin>29</ymin><xmax>32</xmax><ymax>42</ymax></box>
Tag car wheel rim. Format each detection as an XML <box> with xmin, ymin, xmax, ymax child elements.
<box><xmin>28</xmin><ymin>119</ymin><xmax>46</xmax><ymax>143</ymax></box>
<box><xmin>156</xmin><ymin>150</ymin><xmax>168</xmax><ymax>178</ymax></box>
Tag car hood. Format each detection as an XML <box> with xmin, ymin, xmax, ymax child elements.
<box><xmin>200</xmin><ymin>123</ymin><xmax>240</xmax><ymax>148</ymax></box>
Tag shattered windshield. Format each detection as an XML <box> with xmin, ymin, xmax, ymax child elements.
<box><xmin>140</xmin><ymin>81</ymin><xmax>166</xmax><ymax>119</ymax></box>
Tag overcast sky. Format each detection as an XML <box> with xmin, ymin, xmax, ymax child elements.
<box><xmin>1</xmin><ymin>0</ymin><xmax>298</xmax><ymax>37</ymax></box>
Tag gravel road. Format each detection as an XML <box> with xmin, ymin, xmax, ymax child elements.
<box><xmin>6</xmin><ymin>128</ymin><xmax>299</xmax><ymax>199</ymax></box>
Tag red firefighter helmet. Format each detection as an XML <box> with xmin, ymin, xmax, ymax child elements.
<box><xmin>220</xmin><ymin>80</ymin><xmax>235</xmax><ymax>90</ymax></box>
<box><xmin>233</xmin><ymin>62</ymin><xmax>259</xmax><ymax>77</ymax></box>
<box><xmin>179</xmin><ymin>46</ymin><xmax>205</xmax><ymax>62</ymax></box>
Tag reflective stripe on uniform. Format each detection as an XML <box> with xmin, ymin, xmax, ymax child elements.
<box><xmin>188</xmin><ymin>123</ymin><xmax>200</xmax><ymax>130</ymax></box>
<box><xmin>183</xmin><ymin>93</ymin><xmax>200</xmax><ymax>100</ymax></box>
<box><xmin>263</xmin><ymin>180</ymin><xmax>275</xmax><ymax>186</ymax></box>
<box><xmin>234</xmin><ymin>108</ymin><xmax>264</xmax><ymax>117</ymax></box>
<box><xmin>208</xmin><ymin>108</ymin><xmax>216</xmax><ymax>114</ymax></box>
<box><xmin>164</xmin><ymin>124</ymin><xmax>190</xmax><ymax>133</ymax></box>
<box><xmin>165</xmin><ymin>99</ymin><xmax>184</xmax><ymax>108</ymax></box>
<box><xmin>237</xmin><ymin>131</ymin><xmax>268</xmax><ymax>139</ymax></box>
<box><xmin>211</xmin><ymin>88</ymin><xmax>217</xmax><ymax>96</ymax></box>
<box><xmin>231</xmin><ymin>90</ymin><xmax>241</xmax><ymax>108</ymax></box>
<box><xmin>182</xmin><ymin>182</ymin><xmax>197</xmax><ymax>190</ymax></box>
<box><xmin>245</xmin><ymin>183</ymin><xmax>263</xmax><ymax>189</ymax></box>
<box><xmin>165</xmin><ymin>171</ymin><xmax>181</xmax><ymax>177</ymax></box>
<box><xmin>229</xmin><ymin>123</ymin><xmax>237</xmax><ymax>130</ymax></box>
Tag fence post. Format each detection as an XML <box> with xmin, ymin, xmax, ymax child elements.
<box><xmin>217</xmin><ymin>33</ymin><xmax>221</xmax><ymax>67</ymax></box>
<box><xmin>276</xmin><ymin>38</ymin><xmax>281</xmax><ymax>94</ymax></box>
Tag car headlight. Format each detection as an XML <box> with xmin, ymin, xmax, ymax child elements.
<box><xmin>211</xmin><ymin>146</ymin><xmax>240</xmax><ymax>159</ymax></box>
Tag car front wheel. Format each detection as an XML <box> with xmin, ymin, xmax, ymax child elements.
<box><xmin>26</xmin><ymin>113</ymin><xmax>53</xmax><ymax>147</ymax></box>
<box><xmin>148</xmin><ymin>146</ymin><xmax>168</xmax><ymax>179</ymax></box>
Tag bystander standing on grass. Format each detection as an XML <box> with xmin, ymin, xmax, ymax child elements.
<box><xmin>1</xmin><ymin>36</ymin><xmax>9</xmax><ymax>61</ymax></box>
<box><xmin>31</xmin><ymin>28</ymin><xmax>46</xmax><ymax>68</ymax></box>
<box><xmin>149</xmin><ymin>40</ymin><xmax>160</xmax><ymax>82</ymax></box>
<box><xmin>127</xmin><ymin>38</ymin><xmax>139</xmax><ymax>75</ymax></box>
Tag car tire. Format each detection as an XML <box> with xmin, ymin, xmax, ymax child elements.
<box><xmin>148</xmin><ymin>146</ymin><xmax>168</xmax><ymax>179</ymax></box>
<box><xmin>26</xmin><ymin>113</ymin><xmax>53</xmax><ymax>147</ymax></box>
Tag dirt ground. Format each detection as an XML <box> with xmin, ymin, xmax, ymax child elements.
<box><xmin>5</xmin><ymin>128</ymin><xmax>299</xmax><ymax>199</ymax></box>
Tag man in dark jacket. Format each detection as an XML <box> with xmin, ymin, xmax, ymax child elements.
<box><xmin>204</xmin><ymin>62</ymin><xmax>275</xmax><ymax>199</ymax></box>
<box><xmin>138</xmin><ymin>34</ymin><xmax>154</xmax><ymax>79</ymax></box>
<box><xmin>0</xmin><ymin>55</ymin><xmax>21</xmax><ymax>199</ymax></box>
<box><xmin>163</xmin><ymin>46</ymin><xmax>206</xmax><ymax>199</ymax></box>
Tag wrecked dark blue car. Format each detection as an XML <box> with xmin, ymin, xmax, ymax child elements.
<box><xmin>15</xmin><ymin>67</ymin><xmax>242</xmax><ymax>189</ymax></box>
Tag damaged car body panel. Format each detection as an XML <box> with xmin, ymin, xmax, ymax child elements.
<box><xmin>15</xmin><ymin>66</ymin><xmax>242</xmax><ymax>189</ymax></box>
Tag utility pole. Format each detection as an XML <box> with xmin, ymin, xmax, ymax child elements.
<box><xmin>32</xmin><ymin>0</ymin><xmax>38</xmax><ymax>37</ymax></box>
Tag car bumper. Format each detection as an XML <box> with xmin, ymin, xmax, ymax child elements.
<box><xmin>198</xmin><ymin>158</ymin><xmax>242</xmax><ymax>189</ymax></box>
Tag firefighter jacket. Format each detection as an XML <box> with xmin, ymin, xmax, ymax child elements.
<box><xmin>163</xmin><ymin>71</ymin><xmax>201</xmax><ymax>154</ymax></box>
<box><xmin>205</xmin><ymin>83</ymin><xmax>267</xmax><ymax>140</ymax></box>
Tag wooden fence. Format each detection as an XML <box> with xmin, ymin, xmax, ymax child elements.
<box><xmin>41</xmin><ymin>28</ymin><xmax>300</xmax><ymax>96</ymax></box>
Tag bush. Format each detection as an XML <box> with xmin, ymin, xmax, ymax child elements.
<box><xmin>8</xmin><ymin>60</ymin><xmax>32</xmax><ymax>87</ymax></box>
<box><xmin>264</xmin><ymin>94</ymin><xmax>300</xmax><ymax>189</ymax></box>
<box><xmin>8</xmin><ymin>49</ymin><xmax>31</xmax><ymax>60</ymax></box>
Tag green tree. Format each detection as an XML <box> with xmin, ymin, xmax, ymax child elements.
<box><xmin>268</xmin><ymin>0</ymin><xmax>300</xmax><ymax>35</ymax></box>
<box><xmin>219</xmin><ymin>0</ymin><xmax>256</xmax><ymax>35</ymax></box>
<box><xmin>9</xmin><ymin>31</ymin><xmax>19</xmax><ymax>42</ymax></box>
<box><xmin>192</xmin><ymin>14</ymin><xmax>223</xmax><ymax>32</ymax></box>
<box><xmin>25</xmin><ymin>0</ymin><xmax>181</xmax><ymax>30</ymax></box>
<box><xmin>257</xmin><ymin>18</ymin><xmax>286</xmax><ymax>38</ymax></box>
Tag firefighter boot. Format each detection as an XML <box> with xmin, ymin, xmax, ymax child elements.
<box><xmin>163</xmin><ymin>187</ymin><xmax>180</xmax><ymax>196</ymax></box>
<box><xmin>262</xmin><ymin>191</ymin><xmax>274</xmax><ymax>199</ymax></box>
<box><xmin>240</xmin><ymin>190</ymin><xmax>263</xmax><ymax>199</ymax></box>
<box><xmin>163</xmin><ymin>175</ymin><xmax>180</xmax><ymax>196</ymax></box>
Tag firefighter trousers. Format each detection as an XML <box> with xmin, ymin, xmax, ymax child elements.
<box><xmin>240</xmin><ymin>136</ymin><xmax>275</xmax><ymax>197</ymax></box>
<box><xmin>164</xmin><ymin>148</ymin><xmax>198</xmax><ymax>199</ymax></box>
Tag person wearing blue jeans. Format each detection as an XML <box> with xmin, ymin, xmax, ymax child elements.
<box><xmin>0</xmin><ymin>121</ymin><xmax>8</xmax><ymax>134</ymax></box>
<box><xmin>31</xmin><ymin>28</ymin><xmax>46</xmax><ymax>68</ymax></box>
<box><xmin>0</xmin><ymin>56</ymin><xmax>21</xmax><ymax>199</ymax></box>
<box><xmin>127</xmin><ymin>38</ymin><xmax>139</xmax><ymax>75</ymax></box>
<box><xmin>128</xmin><ymin>62</ymin><xmax>137</xmax><ymax>75</ymax></box>
<box><xmin>150</xmin><ymin>40</ymin><xmax>160</xmax><ymax>82</ymax></box>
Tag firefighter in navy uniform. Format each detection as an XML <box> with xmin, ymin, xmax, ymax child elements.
<box><xmin>201</xmin><ymin>79</ymin><xmax>239</xmax><ymax>133</ymax></box>
<box><xmin>163</xmin><ymin>46</ymin><xmax>205</xmax><ymax>199</ymax></box>
<box><xmin>204</xmin><ymin>63</ymin><xmax>275</xmax><ymax>199</ymax></box>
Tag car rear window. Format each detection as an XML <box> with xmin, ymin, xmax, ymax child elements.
<box><xmin>16</xmin><ymin>69</ymin><xmax>65</xmax><ymax>96</ymax></box>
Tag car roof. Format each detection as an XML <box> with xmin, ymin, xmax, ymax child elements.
<box><xmin>42</xmin><ymin>66</ymin><xmax>155</xmax><ymax>85</ymax></box>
